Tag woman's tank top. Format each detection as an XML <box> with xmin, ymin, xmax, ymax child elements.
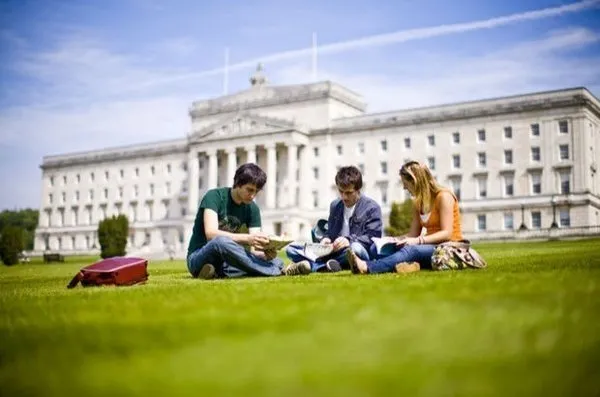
<box><xmin>419</xmin><ymin>189</ymin><xmax>463</xmax><ymax>241</ymax></box>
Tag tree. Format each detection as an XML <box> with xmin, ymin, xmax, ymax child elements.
<box><xmin>0</xmin><ymin>209</ymin><xmax>39</xmax><ymax>250</ymax></box>
<box><xmin>0</xmin><ymin>226</ymin><xmax>25</xmax><ymax>266</ymax></box>
<box><xmin>98</xmin><ymin>215</ymin><xmax>129</xmax><ymax>259</ymax></box>
<box><xmin>385</xmin><ymin>199</ymin><xmax>414</xmax><ymax>236</ymax></box>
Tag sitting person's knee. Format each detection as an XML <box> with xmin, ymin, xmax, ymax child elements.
<box><xmin>211</xmin><ymin>235</ymin><xmax>233</xmax><ymax>245</ymax></box>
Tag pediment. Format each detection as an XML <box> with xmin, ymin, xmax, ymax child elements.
<box><xmin>190</xmin><ymin>113</ymin><xmax>296</xmax><ymax>142</ymax></box>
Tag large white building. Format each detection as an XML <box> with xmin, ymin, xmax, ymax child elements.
<box><xmin>34</xmin><ymin>65</ymin><xmax>600</xmax><ymax>257</ymax></box>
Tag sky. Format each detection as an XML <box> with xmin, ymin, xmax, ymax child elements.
<box><xmin>0</xmin><ymin>0</ymin><xmax>599</xmax><ymax>211</ymax></box>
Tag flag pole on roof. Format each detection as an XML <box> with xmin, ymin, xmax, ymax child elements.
<box><xmin>223</xmin><ymin>47</ymin><xmax>230</xmax><ymax>95</ymax></box>
<box><xmin>312</xmin><ymin>32</ymin><xmax>318</xmax><ymax>82</ymax></box>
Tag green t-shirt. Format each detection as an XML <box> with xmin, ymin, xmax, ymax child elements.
<box><xmin>187</xmin><ymin>187</ymin><xmax>261</xmax><ymax>257</ymax></box>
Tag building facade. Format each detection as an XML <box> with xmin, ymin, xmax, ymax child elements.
<box><xmin>34</xmin><ymin>66</ymin><xmax>600</xmax><ymax>257</ymax></box>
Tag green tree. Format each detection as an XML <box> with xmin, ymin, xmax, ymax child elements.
<box><xmin>98</xmin><ymin>214</ymin><xmax>129</xmax><ymax>259</ymax></box>
<box><xmin>0</xmin><ymin>226</ymin><xmax>25</xmax><ymax>266</ymax></box>
<box><xmin>385</xmin><ymin>199</ymin><xmax>414</xmax><ymax>236</ymax></box>
<box><xmin>0</xmin><ymin>209</ymin><xmax>39</xmax><ymax>250</ymax></box>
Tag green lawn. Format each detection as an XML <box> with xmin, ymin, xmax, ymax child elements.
<box><xmin>1</xmin><ymin>239</ymin><xmax>599</xmax><ymax>397</ymax></box>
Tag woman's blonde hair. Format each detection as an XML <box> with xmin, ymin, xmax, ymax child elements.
<box><xmin>399</xmin><ymin>161</ymin><xmax>445</xmax><ymax>213</ymax></box>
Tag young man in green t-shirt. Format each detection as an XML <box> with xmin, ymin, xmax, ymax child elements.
<box><xmin>187</xmin><ymin>163</ymin><xmax>311</xmax><ymax>279</ymax></box>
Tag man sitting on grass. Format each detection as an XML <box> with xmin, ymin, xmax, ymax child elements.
<box><xmin>286</xmin><ymin>165</ymin><xmax>382</xmax><ymax>273</ymax></box>
<box><xmin>187</xmin><ymin>163</ymin><xmax>310</xmax><ymax>279</ymax></box>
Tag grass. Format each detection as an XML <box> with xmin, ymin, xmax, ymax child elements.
<box><xmin>1</xmin><ymin>238</ymin><xmax>599</xmax><ymax>397</ymax></box>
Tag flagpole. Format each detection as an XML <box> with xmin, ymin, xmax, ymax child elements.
<box><xmin>312</xmin><ymin>32</ymin><xmax>318</xmax><ymax>82</ymax></box>
<box><xmin>223</xmin><ymin>47</ymin><xmax>229</xmax><ymax>95</ymax></box>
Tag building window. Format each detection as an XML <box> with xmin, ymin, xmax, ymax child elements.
<box><xmin>76</xmin><ymin>174</ymin><xmax>80</xmax><ymax>183</ymax></box>
<box><xmin>404</xmin><ymin>137</ymin><xmax>411</xmax><ymax>149</ymax></box>
<box><xmin>336</xmin><ymin>145</ymin><xmax>343</xmax><ymax>155</ymax></box>
<box><xmin>50</xmin><ymin>176</ymin><xmax>55</xmax><ymax>186</ymax></box>
<box><xmin>531</xmin><ymin>147</ymin><xmax>541</xmax><ymax>162</ymax></box>
<box><xmin>90</xmin><ymin>172</ymin><xmax>94</xmax><ymax>182</ymax></box>
<box><xmin>133</xmin><ymin>185</ymin><xmax>138</xmax><ymax>198</ymax></box>
<box><xmin>49</xmin><ymin>193</ymin><xmax>53</xmax><ymax>204</ymax></box>
<box><xmin>75</xmin><ymin>191</ymin><xmax>79</xmax><ymax>201</ymax></box>
<box><xmin>559</xmin><ymin>208</ymin><xmax>570</xmax><ymax>227</ymax></box>
<box><xmin>504</xmin><ymin>213</ymin><xmax>514</xmax><ymax>230</ymax></box>
<box><xmin>118</xmin><ymin>187</ymin><xmax>123</xmax><ymax>199</ymax></box>
<box><xmin>380</xmin><ymin>162</ymin><xmax>387</xmax><ymax>175</ymax></box>
<box><xmin>380</xmin><ymin>140</ymin><xmax>387</xmax><ymax>151</ymax></box>
<box><xmin>450</xmin><ymin>178</ymin><xmax>461</xmax><ymax>201</ymax></box>
<box><xmin>504</xmin><ymin>150</ymin><xmax>513</xmax><ymax>165</ymax></box>
<box><xmin>103</xmin><ymin>188</ymin><xmax>108</xmax><ymax>199</ymax></box>
<box><xmin>89</xmin><ymin>189</ymin><xmax>94</xmax><ymax>200</ymax></box>
<box><xmin>61</xmin><ymin>192</ymin><xmax>66</xmax><ymax>203</ymax></box>
<box><xmin>558</xmin><ymin>120</ymin><xmax>569</xmax><ymax>134</ymax></box>
<box><xmin>381</xmin><ymin>187</ymin><xmax>388</xmax><ymax>205</ymax></box>
<box><xmin>531</xmin><ymin>211</ymin><xmax>541</xmax><ymax>229</ymax></box>
<box><xmin>531</xmin><ymin>123</ymin><xmax>540</xmax><ymax>137</ymax></box>
<box><xmin>63</xmin><ymin>175</ymin><xmax>67</xmax><ymax>185</ymax></box>
<box><xmin>167</xmin><ymin>164</ymin><xmax>171</xmax><ymax>174</ymax></box>
<box><xmin>358</xmin><ymin>163</ymin><xmax>365</xmax><ymax>174</ymax></box>
<box><xmin>166</xmin><ymin>182</ymin><xmax>171</xmax><ymax>195</ymax></box>
<box><xmin>477</xmin><ymin>214</ymin><xmax>487</xmax><ymax>231</ymax></box>
<box><xmin>478</xmin><ymin>129</ymin><xmax>486</xmax><ymax>142</ymax></box>
<box><xmin>428</xmin><ymin>135</ymin><xmax>435</xmax><ymax>146</ymax></box>
<box><xmin>313</xmin><ymin>167</ymin><xmax>319</xmax><ymax>179</ymax></box>
<box><xmin>477</xmin><ymin>177</ymin><xmax>487</xmax><ymax>198</ymax></box>
<box><xmin>135</xmin><ymin>168</ymin><xmax>139</xmax><ymax>177</ymax></box>
<box><xmin>149</xmin><ymin>184</ymin><xmax>154</xmax><ymax>196</ymax></box>
<box><xmin>120</xmin><ymin>169</ymin><xmax>124</xmax><ymax>178</ymax></box>
<box><xmin>477</xmin><ymin>152</ymin><xmax>486</xmax><ymax>167</ymax></box>
<box><xmin>452</xmin><ymin>132</ymin><xmax>460</xmax><ymax>144</ymax></box>
<box><xmin>504</xmin><ymin>126</ymin><xmax>513</xmax><ymax>139</ymax></box>
<box><xmin>504</xmin><ymin>175</ymin><xmax>514</xmax><ymax>196</ymax></box>
<box><xmin>452</xmin><ymin>154</ymin><xmax>461</xmax><ymax>169</ymax></box>
<box><xmin>313</xmin><ymin>147</ymin><xmax>319</xmax><ymax>157</ymax></box>
<box><xmin>105</xmin><ymin>171</ymin><xmax>109</xmax><ymax>181</ymax></box>
<box><xmin>531</xmin><ymin>173</ymin><xmax>541</xmax><ymax>194</ymax></box>
<box><xmin>312</xmin><ymin>190</ymin><xmax>318</xmax><ymax>208</ymax></box>
<box><xmin>559</xmin><ymin>144</ymin><xmax>569</xmax><ymax>160</ymax></box>
<box><xmin>427</xmin><ymin>157</ymin><xmax>435</xmax><ymax>170</ymax></box>
<box><xmin>358</xmin><ymin>142</ymin><xmax>365</xmax><ymax>154</ymax></box>
<box><xmin>559</xmin><ymin>171</ymin><xmax>570</xmax><ymax>194</ymax></box>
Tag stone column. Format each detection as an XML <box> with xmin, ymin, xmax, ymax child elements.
<box><xmin>226</xmin><ymin>147</ymin><xmax>237</xmax><ymax>184</ymax></box>
<box><xmin>187</xmin><ymin>150</ymin><xmax>199</xmax><ymax>215</ymax></box>
<box><xmin>287</xmin><ymin>143</ymin><xmax>298</xmax><ymax>207</ymax></box>
<box><xmin>245</xmin><ymin>145</ymin><xmax>257</xmax><ymax>164</ymax></box>
<box><xmin>207</xmin><ymin>148</ymin><xmax>218</xmax><ymax>189</ymax></box>
<box><xmin>299</xmin><ymin>145</ymin><xmax>311</xmax><ymax>209</ymax></box>
<box><xmin>265</xmin><ymin>142</ymin><xmax>277</xmax><ymax>208</ymax></box>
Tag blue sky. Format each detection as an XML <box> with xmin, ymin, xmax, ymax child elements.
<box><xmin>1</xmin><ymin>0</ymin><xmax>599</xmax><ymax>210</ymax></box>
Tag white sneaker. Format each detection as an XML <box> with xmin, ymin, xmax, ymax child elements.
<box><xmin>283</xmin><ymin>260</ymin><xmax>311</xmax><ymax>276</ymax></box>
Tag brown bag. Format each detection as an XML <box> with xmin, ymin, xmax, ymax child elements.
<box><xmin>67</xmin><ymin>257</ymin><xmax>149</xmax><ymax>288</ymax></box>
<box><xmin>431</xmin><ymin>240</ymin><xmax>487</xmax><ymax>271</ymax></box>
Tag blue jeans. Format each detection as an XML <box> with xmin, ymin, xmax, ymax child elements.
<box><xmin>187</xmin><ymin>236</ymin><xmax>284</xmax><ymax>278</ymax></box>
<box><xmin>367</xmin><ymin>243</ymin><xmax>436</xmax><ymax>274</ymax></box>
<box><xmin>286</xmin><ymin>241</ymin><xmax>370</xmax><ymax>272</ymax></box>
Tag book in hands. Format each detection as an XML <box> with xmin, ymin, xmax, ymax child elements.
<box><xmin>302</xmin><ymin>243</ymin><xmax>334</xmax><ymax>261</ymax></box>
<box><xmin>371</xmin><ymin>237</ymin><xmax>402</xmax><ymax>256</ymax></box>
<box><xmin>263</xmin><ymin>235</ymin><xmax>294</xmax><ymax>251</ymax></box>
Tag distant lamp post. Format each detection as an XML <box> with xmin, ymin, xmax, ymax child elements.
<box><xmin>550</xmin><ymin>195</ymin><xmax>558</xmax><ymax>229</ymax></box>
<box><xmin>518</xmin><ymin>204</ymin><xmax>527</xmax><ymax>231</ymax></box>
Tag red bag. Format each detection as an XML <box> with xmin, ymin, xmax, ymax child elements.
<box><xmin>67</xmin><ymin>257</ymin><xmax>148</xmax><ymax>288</ymax></box>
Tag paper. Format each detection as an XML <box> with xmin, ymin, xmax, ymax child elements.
<box><xmin>264</xmin><ymin>235</ymin><xmax>294</xmax><ymax>251</ymax></box>
<box><xmin>371</xmin><ymin>237</ymin><xmax>401</xmax><ymax>256</ymax></box>
<box><xmin>303</xmin><ymin>243</ymin><xmax>334</xmax><ymax>261</ymax></box>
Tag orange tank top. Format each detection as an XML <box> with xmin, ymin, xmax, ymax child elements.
<box><xmin>419</xmin><ymin>189</ymin><xmax>463</xmax><ymax>241</ymax></box>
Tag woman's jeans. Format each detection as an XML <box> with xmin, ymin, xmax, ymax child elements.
<box><xmin>367</xmin><ymin>243</ymin><xmax>436</xmax><ymax>273</ymax></box>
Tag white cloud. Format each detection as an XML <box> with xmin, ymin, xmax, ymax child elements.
<box><xmin>273</xmin><ymin>27</ymin><xmax>600</xmax><ymax>112</ymax></box>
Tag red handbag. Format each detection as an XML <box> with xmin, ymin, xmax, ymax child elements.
<box><xmin>67</xmin><ymin>257</ymin><xmax>149</xmax><ymax>288</ymax></box>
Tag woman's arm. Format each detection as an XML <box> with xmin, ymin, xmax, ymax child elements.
<box><xmin>421</xmin><ymin>191</ymin><xmax>454</xmax><ymax>244</ymax></box>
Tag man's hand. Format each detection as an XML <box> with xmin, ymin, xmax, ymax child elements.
<box><xmin>332</xmin><ymin>236</ymin><xmax>350</xmax><ymax>252</ymax></box>
<box><xmin>320</xmin><ymin>237</ymin><xmax>332</xmax><ymax>245</ymax></box>
<box><xmin>248</xmin><ymin>232</ymin><xmax>269</xmax><ymax>250</ymax></box>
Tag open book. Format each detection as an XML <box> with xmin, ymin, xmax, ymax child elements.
<box><xmin>371</xmin><ymin>237</ymin><xmax>401</xmax><ymax>256</ymax></box>
<box><xmin>302</xmin><ymin>243</ymin><xmax>334</xmax><ymax>261</ymax></box>
<box><xmin>237</xmin><ymin>225</ymin><xmax>293</xmax><ymax>251</ymax></box>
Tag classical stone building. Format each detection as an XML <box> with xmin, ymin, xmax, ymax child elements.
<box><xmin>34</xmin><ymin>65</ymin><xmax>600</xmax><ymax>257</ymax></box>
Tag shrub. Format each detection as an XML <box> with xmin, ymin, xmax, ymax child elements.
<box><xmin>97</xmin><ymin>215</ymin><xmax>129</xmax><ymax>259</ymax></box>
<box><xmin>0</xmin><ymin>226</ymin><xmax>25</xmax><ymax>266</ymax></box>
<box><xmin>384</xmin><ymin>199</ymin><xmax>414</xmax><ymax>236</ymax></box>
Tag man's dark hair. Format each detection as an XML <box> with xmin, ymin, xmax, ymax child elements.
<box><xmin>233</xmin><ymin>163</ymin><xmax>267</xmax><ymax>190</ymax></box>
<box><xmin>335</xmin><ymin>166</ymin><xmax>363</xmax><ymax>190</ymax></box>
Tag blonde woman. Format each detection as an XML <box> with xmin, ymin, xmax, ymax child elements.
<box><xmin>348</xmin><ymin>160</ymin><xmax>464</xmax><ymax>274</ymax></box>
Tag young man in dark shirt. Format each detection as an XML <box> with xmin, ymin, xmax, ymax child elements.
<box><xmin>187</xmin><ymin>163</ymin><xmax>310</xmax><ymax>279</ymax></box>
<box><xmin>286</xmin><ymin>166</ymin><xmax>382</xmax><ymax>272</ymax></box>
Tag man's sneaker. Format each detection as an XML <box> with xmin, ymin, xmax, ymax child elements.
<box><xmin>283</xmin><ymin>260</ymin><xmax>311</xmax><ymax>276</ymax></box>
<box><xmin>198</xmin><ymin>263</ymin><xmax>216</xmax><ymax>279</ymax></box>
<box><xmin>326</xmin><ymin>259</ymin><xmax>342</xmax><ymax>273</ymax></box>
<box><xmin>394</xmin><ymin>261</ymin><xmax>420</xmax><ymax>274</ymax></box>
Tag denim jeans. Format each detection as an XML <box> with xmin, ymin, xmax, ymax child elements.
<box><xmin>367</xmin><ymin>243</ymin><xmax>436</xmax><ymax>274</ymax></box>
<box><xmin>187</xmin><ymin>236</ymin><xmax>284</xmax><ymax>278</ymax></box>
<box><xmin>286</xmin><ymin>241</ymin><xmax>370</xmax><ymax>272</ymax></box>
